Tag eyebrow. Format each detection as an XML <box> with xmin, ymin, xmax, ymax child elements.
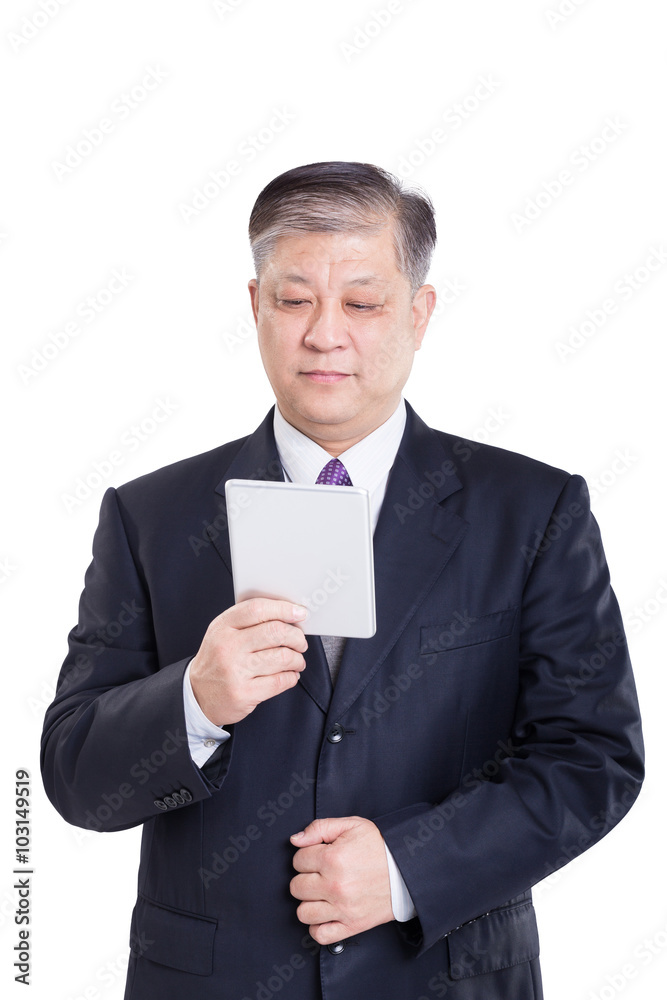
<box><xmin>277</xmin><ymin>273</ymin><xmax>386</xmax><ymax>288</ymax></box>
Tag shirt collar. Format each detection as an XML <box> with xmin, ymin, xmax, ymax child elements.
<box><xmin>273</xmin><ymin>398</ymin><xmax>407</xmax><ymax>493</ymax></box>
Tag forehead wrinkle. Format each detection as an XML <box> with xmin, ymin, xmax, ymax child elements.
<box><xmin>276</xmin><ymin>269</ymin><xmax>388</xmax><ymax>291</ymax></box>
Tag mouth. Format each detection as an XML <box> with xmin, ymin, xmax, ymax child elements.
<box><xmin>301</xmin><ymin>370</ymin><xmax>351</xmax><ymax>383</ymax></box>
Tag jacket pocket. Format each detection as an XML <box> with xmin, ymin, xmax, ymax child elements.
<box><xmin>130</xmin><ymin>894</ymin><xmax>217</xmax><ymax>976</ymax></box>
<box><xmin>420</xmin><ymin>607</ymin><xmax>518</xmax><ymax>655</ymax></box>
<box><xmin>446</xmin><ymin>899</ymin><xmax>539</xmax><ymax>979</ymax></box>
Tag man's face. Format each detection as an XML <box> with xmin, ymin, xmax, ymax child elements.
<box><xmin>248</xmin><ymin>225</ymin><xmax>436</xmax><ymax>453</ymax></box>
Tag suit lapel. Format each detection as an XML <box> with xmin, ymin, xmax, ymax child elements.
<box><xmin>327</xmin><ymin>403</ymin><xmax>469</xmax><ymax>721</ymax></box>
<box><xmin>210</xmin><ymin>407</ymin><xmax>333</xmax><ymax>715</ymax></box>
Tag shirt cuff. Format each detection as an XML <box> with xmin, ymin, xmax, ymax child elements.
<box><xmin>384</xmin><ymin>842</ymin><xmax>417</xmax><ymax>922</ymax></box>
<box><xmin>183</xmin><ymin>661</ymin><xmax>231</xmax><ymax>769</ymax></box>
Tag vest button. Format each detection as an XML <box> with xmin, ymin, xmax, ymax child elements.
<box><xmin>327</xmin><ymin>724</ymin><xmax>345</xmax><ymax>744</ymax></box>
<box><xmin>328</xmin><ymin>941</ymin><xmax>345</xmax><ymax>955</ymax></box>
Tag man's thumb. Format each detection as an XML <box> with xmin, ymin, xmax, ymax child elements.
<box><xmin>290</xmin><ymin>816</ymin><xmax>352</xmax><ymax>846</ymax></box>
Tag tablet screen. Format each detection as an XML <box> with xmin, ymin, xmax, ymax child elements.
<box><xmin>225</xmin><ymin>478</ymin><xmax>376</xmax><ymax>638</ymax></box>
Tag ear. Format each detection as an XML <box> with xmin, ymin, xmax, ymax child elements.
<box><xmin>248</xmin><ymin>279</ymin><xmax>260</xmax><ymax>325</ymax></box>
<box><xmin>412</xmin><ymin>284</ymin><xmax>437</xmax><ymax>350</ymax></box>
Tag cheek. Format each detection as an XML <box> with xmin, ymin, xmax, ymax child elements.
<box><xmin>258</xmin><ymin>327</ymin><xmax>303</xmax><ymax>383</ymax></box>
<box><xmin>258</xmin><ymin>322</ymin><xmax>284</xmax><ymax>359</ymax></box>
<box><xmin>260</xmin><ymin>316</ymin><xmax>299</xmax><ymax>354</ymax></box>
<box><xmin>359</xmin><ymin>329</ymin><xmax>414</xmax><ymax>385</ymax></box>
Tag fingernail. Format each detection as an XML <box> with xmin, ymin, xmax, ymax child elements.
<box><xmin>291</xmin><ymin>831</ymin><xmax>305</xmax><ymax>840</ymax></box>
<box><xmin>292</xmin><ymin>606</ymin><xmax>308</xmax><ymax>621</ymax></box>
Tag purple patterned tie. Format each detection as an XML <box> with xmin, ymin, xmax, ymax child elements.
<box><xmin>316</xmin><ymin>458</ymin><xmax>352</xmax><ymax>675</ymax></box>
<box><xmin>316</xmin><ymin>458</ymin><xmax>352</xmax><ymax>487</ymax></box>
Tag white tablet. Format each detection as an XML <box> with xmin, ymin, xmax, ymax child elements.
<box><xmin>224</xmin><ymin>478</ymin><xmax>376</xmax><ymax>638</ymax></box>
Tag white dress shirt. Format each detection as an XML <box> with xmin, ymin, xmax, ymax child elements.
<box><xmin>183</xmin><ymin>397</ymin><xmax>416</xmax><ymax>921</ymax></box>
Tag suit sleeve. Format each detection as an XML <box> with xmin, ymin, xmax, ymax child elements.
<box><xmin>40</xmin><ymin>487</ymin><xmax>233</xmax><ymax>831</ymax></box>
<box><xmin>375</xmin><ymin>474</ymin><xmax>644</xmax><ymax>953</ymax></box>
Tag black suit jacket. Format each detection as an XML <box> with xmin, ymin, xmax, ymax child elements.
<box><xmin>41</xmin><ymin>401</ymin><xmax>644</xmax><ymax>1000</ymax></box>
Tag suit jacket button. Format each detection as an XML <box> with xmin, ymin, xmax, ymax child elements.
<box><xmin>179</xmin><ymin>788</ymin><xmax>193</xmax><ymax>802</ymax></box>
<box><xmin>327</xmin><ymin>724</ymin><xmax>345</xmax><ymax>744</ymax></box>
<box><xmin>172</xmin><ymin>792</ymin><xmax>184</xmax><ymax>805</ymax></box>
<box><xmin>163</xmin><ymin>795</ymin><xmax>177</xmax><ymax>808</ymax></box>
<box><xmin>154</xmin><ymin>800</ymin><xmax>168</xmax><ymax>811</ymax></box>
<box><xmin>328</xmin><ymin>942</ymin><xmax>345</xmax><ymax>954</ymax></box>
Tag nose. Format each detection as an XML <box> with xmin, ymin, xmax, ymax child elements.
<box><xmin>303</xmin><ymin>299</ymin><xmax>349</xmax><ymax>352</ymax></box>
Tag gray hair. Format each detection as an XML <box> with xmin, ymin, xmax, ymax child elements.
<box><xmin>248</xmin><ymin>161</ymin><xmax>436</xmax><ymax>295</ymax></box>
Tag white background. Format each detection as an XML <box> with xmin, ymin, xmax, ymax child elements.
<box><xmin>1</xmin><ymin>1</ymin><xmax>665</xmax><ymax>998</ymax></box>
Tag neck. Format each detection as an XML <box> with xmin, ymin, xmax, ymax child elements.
<box><xmin>278</xmin><ymin>401</ymin><xmax>400</xmax><ymax>457</ymax></box>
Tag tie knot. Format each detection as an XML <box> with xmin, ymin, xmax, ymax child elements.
<box><xmin>316</xmin><ymin>458</ymin><xmax>352</xmax><ymax>487</ymax></box>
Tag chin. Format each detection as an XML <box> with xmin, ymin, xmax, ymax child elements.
<box><xmin>293</xmin><ymin>400</ymin><xmax>355</xmax><ymax>428</ymax></box>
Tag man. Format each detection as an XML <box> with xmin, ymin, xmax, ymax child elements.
<box><xmin>41</xmin><ymin>161</ymin><xmax>643</xmax><ymax>999</ymax></box>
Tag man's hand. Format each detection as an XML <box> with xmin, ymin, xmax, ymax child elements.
<box><xmin>189</xmin><ymin>598</ymin><xmax>308</xmax><ymax>726</ymax></box>
<box><xmin>290</xmin><ymin>816</ymin><xmax>394</xmax><ymax>944</ymax></box>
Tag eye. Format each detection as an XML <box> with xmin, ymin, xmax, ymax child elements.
<box><xmin>280</xmin><ymin>299</ymin><xmax>310</xmax><ymax>307</ymax></box>
<box><xmin>349</xmin><ymin>303</ymin><xmax>379</xmax><ymax>311</ymax></box>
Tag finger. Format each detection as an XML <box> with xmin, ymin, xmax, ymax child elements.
<box><xmin>225</xmin><ymin>598</ymin><xmax>308</xmax><ymax>630</ymax></box>
<box><xmin>250</xmin><ymin>647</ymin><xmax>307</xmax><ymax>678</ymax></box>
<box><xmin>291</xmin><ymin>816</ymin><xmax>356</xmax><ymax>847</ymax></box>
<box><xmin>289</xmin><ymin>872</ymin><xmax>325</xmax><ymax>901</ymax></box>
<box><xmin>295</xmin><ymin>901</ymin><xmax>336</xmax><ymax>926</ymax></box>
<box><xmin>247</xmin><ymin>621</ymin><xmax>309</xmax><ymax>656</ymax></box>
<box><xmin>291</xmin><ymin>845</ymin><xmax>327</xmax><ymax>874</ymax></box>
<box><xmin>251</xmin><ymin>670</ymin><xmax>302</xmax><ymax>703</ymax></box>
<box><xmin>309</xmin><ymin>921</ymin><xmax>349</xmax><ymax>946</ymax></box>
